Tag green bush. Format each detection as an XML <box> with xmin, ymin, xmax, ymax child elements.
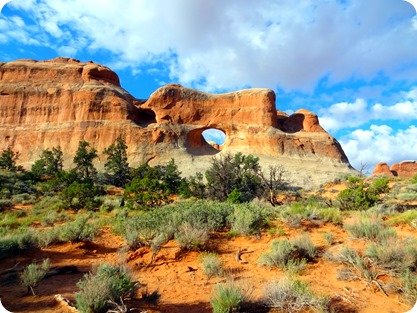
<box><xmin>228</xmin><ymin>203</ymin><xmax>270</xmax><ymax>236</ymax></box>
<box><xmin>0</xmin><ymin>229</ymin><xmax>36</xmax><ymax>258</ymax></box>
<box><xmin>20</xmin><ymin>259</ymin><xmax>50</xmax><ymax>295</ymax></box>
<box><xmin>61</xmin><ymin>181</ymin><xmax>102</xmax><ymax>211</ymax></box>
<box><xmin>0</xmin><ymin>199</ymin><xmax>13</xmax><ymax>211</ymax></box>
<box><xmin>336</xmin><ymin>177</ymin><xmax>388</xmax><ymax>211</ymax></box>
<box><xmin>211</xmin><ymin>281</ymin><xmax>246</xmax><ymax>313</ymax></box>
<box><xmin>75</xmin><ymin>264</ymin><xmax>136</xmax><ymax>313</ymax></box>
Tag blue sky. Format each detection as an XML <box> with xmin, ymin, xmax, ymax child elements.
<box><xmin>1</xmin><ymin>0</ymin><xmax>417</xmax><ymax>172</ymax></box>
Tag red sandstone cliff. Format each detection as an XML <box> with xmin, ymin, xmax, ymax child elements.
<box><xmin>373</xmin><ymin>161</ymin><xmax>417</xmax><ymax>178</ymax></box>
<box><xmin>0</xmin><ymin>58</ymin><xmax>354</xmax><ymax>188</ymax></box>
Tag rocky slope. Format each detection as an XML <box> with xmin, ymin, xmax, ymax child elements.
<box><xmin>0</xmin><ymin>57</ymin><xmax>355</xmax><ymax>188</ymax></box>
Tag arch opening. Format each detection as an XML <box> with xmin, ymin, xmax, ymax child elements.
<box><xmin>186</xmin><ymin>127</ymin><xmax>226</xmax><ymax>155</ymax></box>
<box><xmin>202</xmin><ymin>128</ymin><xmax>226</xmax><ymax>150</ymax></box>
<box><xmin>136</xmin><ymin>108</ymin><xmax>157</xmax><ymax>127</ymax></box>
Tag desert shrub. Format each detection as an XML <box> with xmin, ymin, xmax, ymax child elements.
<box><xmin>228</xmin><ymin>203</ymin><xmax>270</xmax><ymax>236</ymax></box>
<box><xmin>316</xmin><ymin>207</ymin><xmax>343</xmax><ymax>224</ymax></box>
<box><xmin>32</xmin><ymin>195</ymin><xmax>63</xmax><ymax>212</ymax></box>
<box><xmin>98</xmin><ymin>196</ymin><xmax>122</xmax><ymax>212</ymax></box>
<box><xmin>205</xmin><ymin>153</ymin><xmax>263</xmax><ymax>202</ymax></box>
<box><xmin>61</xmin><ymin>181</ymin><xmax>102</xmax><ymax>211</ymax></box>
<box><xmin>281</xmin><ymin>202</ymin><xmax>315</xmax><ymax>225</ymax></box>
<box><xmin>345</xmin><ymin>214</ymin><xmax>397</xmax><ymax>242</ymax></box>
<box><xmin>389</xmin><ymin>210</ymin><xmax>417</xmax><ymax>226</ymax></box>
<box><xmin>263</xmin><ymin>276</ymin><xmax>328</xmax><ymax>312</ymax></box>
<box><xmin>120</xmin><ymin>209</ymin><xmax>171</xmax><ymax>249</ymax></box>
<box><xmin>280</xmin><ymin>198</ymin><xmax>340</xmax><ymax>226</ymax></box>
<box><xmin>174</xmin><ymin>222</ymin><xmax>209</xmax><ymax>250</ymax></box>
<box><xmin>39</xmin><ymin>211</ymin><xmax>58</xmax><ymax>227</ymax></box>
<box><xmin>58</xmin><ymin>215</ymin><xmax>98</xmax><ymax>242</ymax></box>
<box><xmin>397</xmin><ymin>192</ymin><xmax>417</xmax><ymax>201</ymax></box>
<box><xmin>366</xmin><ymin>238</ymin><xmax>417</xmax><ymax>273</ymax></box>
<box><xmin>174</xmin><ymin>200</ymin><xmax>234</xmax><ymax>231</ymax></box>
<box><xmin>0</xmin><ymin>228</ymin><xmax>36</xmax><ymax>258</ymax></box>
<box><xmin>0</xmin><ymin>211</ymin><xmax>21</xmax><ymax>228</ymax></box>
<box><xmin>292</xmin><ymin>235</ymin><xmax>317</xmax><ymax>261</ymax></box>
<box><xmin>323</xmin><ymin>232</ymin><xmax>334</xmax><ymax>245</ymax></box>
<box><xmin>35</xmin><ymin>227</ymin><xmax>60</xmax><ymax>248</ymax></box>
<box><xmin>405</xmin><ymin>183</ymin><xmax>417</xmax><ymax>192</ymax></box>
<box><xmin>400</xmin><ymin>270</ymin><xmax>417</xmax><ymax>305</ymax></box>
<box><xmin>11</xmin><ymin>193</ymin><xmax>36</xmax><ymax>205</ymax></box>
<box><xmin>411</xmin><ymin>175</ymin><xmax>417</xmax><ymax>184</ymax></box>
<box><xmin>0</xmin><ymin>199</ymin><xmax>13</xmax><ymax>211</ymax></box>
<box><xmin>75</xmin><ymin>264</ymin><xmax>136</xmax><ymax>313</ymax></box>
<box><xmin>20</xmin><ymin>259</ymin><xmax>50</xmax><ymax>295</ymax></box>
<box><xmin>258</xmin><ymin>235</ymin><xmax>316</xmax><ymax>271</ymax></box>
<box><xmin>258</xmin><ymin>238</ymin><xmax>293</xmax><ymax>268</ymax></box>
<box><xmin>336</xmin><ymin>177</ymin><xmax>388</xmax><ymax>211</ymax></box>
<box><xmin>201</xmin><ymin>252</ymin><xmax>224</xmax><ymax>278</ymax></box>
<box><xmin>367</xmin><ymin>177</ymin><xmax>390</xmax><ymax>195</ymax></box>
<box><xmin>211</xmin><ymin>281</ymin><xmax>246</xmax><ymax>313</ymax></box>
<box><xmin>336</xmin><ymin>247</ymin><xmax>377</xmax><ymax>283</ymax></box>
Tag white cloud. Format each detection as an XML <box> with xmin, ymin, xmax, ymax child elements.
<box><xmin>320</xmin><ymin>87</ymin><xmax>417</xmax><ymax>132</ymax></box>
<box><xmin>2</xmin><ymin>0</ymin><xmax>416</xmax><ymax>92</ymax></box>
<box><xmin>340</xmin><ymin>125</ymin><xmax>417</xmax><ymax>171</ymax></box>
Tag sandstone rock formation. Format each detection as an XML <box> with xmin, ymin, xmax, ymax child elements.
<box><xmin>373</xmin><ymin>161</ymin><xmax>417</xmax><ymax>178</ymax></box>
<box><xmin>0</xmin><ymin>57</ymin><xmax>355</xmax><ymax>188</ymax></box>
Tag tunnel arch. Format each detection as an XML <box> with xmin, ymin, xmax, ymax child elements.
<box><xmin>187</xmin><ymin>127</ymin><xmax>226</xmax><ymax>155</ymax></box>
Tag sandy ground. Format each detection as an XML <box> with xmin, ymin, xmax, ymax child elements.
<box><xmin>1</xmin><ymin>215</ymin><xmax>415</xmax><ymax>313</ymax></box>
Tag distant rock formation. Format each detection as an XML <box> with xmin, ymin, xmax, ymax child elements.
<box><xmin>0</xmin><ymin>57</ymin><xmax>355</xmax><ymax>188</ymax></box>
<box><xmin>373</xmin><ymin>161</ymin><xmax>417</xmax><ymax>178</ymax></box>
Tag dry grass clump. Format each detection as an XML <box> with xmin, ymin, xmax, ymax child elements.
<box><xmin>365</xmin><ymin>238</ymin><xmax>417</xmax><ymax>274</ymax></box>
<box><xmin>345</xmin><ymin>213</ymin><xmax>397</xmax><ymax>242</ymax></box>
<box><xmin>200</xmin><ymin>252</ymin><xmax>224</xmax><ymax>278</ymax></box>
<box><xmin>263</xmin><ymin>276</ymin><xmax>328</xmax><ymax>312</ymax></box>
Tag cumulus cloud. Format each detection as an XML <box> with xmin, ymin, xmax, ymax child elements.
<box><xmin>2</xmin><ymin>0</ymin><xmax>417</xmax><ymax>92</ymax></box>
<box><xmin>320</xmin><ymin>87</ymin><xmax>417</xmax><ymax>132</ymax></box>
<box><xmin>340</xmin><ymin>125</ymin><xmax>417</xmax><ymax>171</ymax></box>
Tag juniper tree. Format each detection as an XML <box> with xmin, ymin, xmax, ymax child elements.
<box><xmin>73</xmin><ymin>141</ymin><xmax>98</xmax><ymax>182</ymax></box>
<box><xmin>103</xmin><ymin>136</ymin><xmax>130</xmax><ymax>186</ymax></box>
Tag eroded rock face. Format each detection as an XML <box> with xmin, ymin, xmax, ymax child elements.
<box><xmin>0</xmin><ymin>58</ymin><xmax>355</xmax><ymax>188</ymax></box>
<box><xmin>373</xmin><ymin>161</ymin><xmax>417</xmax><ymax>178</ymax></box>
<box><xmin>372</xmin><ymin>163</ymin><xmax>393</xmax><ymax>176</ymax></box>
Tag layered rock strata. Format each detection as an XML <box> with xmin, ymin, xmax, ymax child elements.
<box><xmin>0</xmin><ymin>58</ymin><xmax>355</xmax><ymax>188</ymax></box>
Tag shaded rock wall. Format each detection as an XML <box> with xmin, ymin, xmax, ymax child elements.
<box><xmin>0</xmin><ymin>58</ymin><xmax>355</xmax><ymax>188</ymax></box>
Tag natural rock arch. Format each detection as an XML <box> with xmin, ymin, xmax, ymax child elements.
<box><xmin>186</xmin><ymin>127</ymin><xmax>226</xmax><ymax>155</ymax></box>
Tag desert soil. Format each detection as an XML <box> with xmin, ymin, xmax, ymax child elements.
<box><xmin>1</xmin><ymin>209</ymin><xmax>415</xmax><ymax>313</ymax></box>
